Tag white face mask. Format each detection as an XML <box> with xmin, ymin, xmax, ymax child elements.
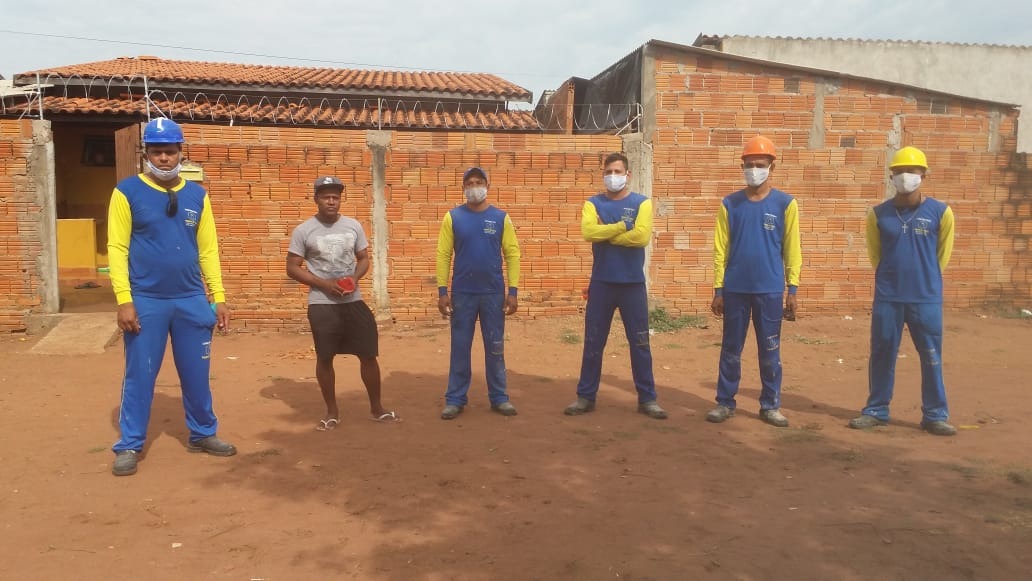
<box><xmin>892</xmin><ymin>172</ymin><xmax>922</xmax><ymax>194</ymax></box>
<box><xmin>147</xmin><ymin>160</ymin><xmax>182</xmax><ymax>181</ymax></box>
<box><xmin>604</xmin><ymin>174</ymin><xmax>627</xmax><ymax>193</ymax></box>
<box><xmin>464</xmin><ymin>186</ymin><xmax>488</xmax><ymax>204</ymax></box>
<box><xmin>744</xmin><ymin>167</ymin><xmax>770</xmax><ymax>187</ymax></box>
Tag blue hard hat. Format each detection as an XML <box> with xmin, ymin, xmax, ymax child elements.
<box><xmin>143</xmin><ymin>118</ymin><xmax>184</xmax><ymax>144</ymax></box>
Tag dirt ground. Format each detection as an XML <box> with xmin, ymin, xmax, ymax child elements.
<box><xmin>1</xmin><ymin>309</ymin><xmax>1030</xmax><ymax>580</ymax></box>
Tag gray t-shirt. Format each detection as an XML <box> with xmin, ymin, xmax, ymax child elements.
<box><xmin>288</xmin><ymin>215</ymin><xmax>369</xmax><ymax>305</ymax></box>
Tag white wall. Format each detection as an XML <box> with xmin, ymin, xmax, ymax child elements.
<box><xmin>716</xmin><ymin>37</ymin><xmax>1032</xmax><ymax>152</ymax></box>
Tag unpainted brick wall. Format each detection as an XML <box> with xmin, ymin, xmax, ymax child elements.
<box><xmin>181</xmin><ymin>124</ymin><xmax>621</xmax><ymax>332</ymax></box>
<box><xmin>648</xmin><ymin>46</ymin><xmax>1027</xmax><ymax>314</ymax></box>
<box><xmin>0</xmin><ymin>120</ymin><xmax>45</xmax><ymax>331</ymax></box>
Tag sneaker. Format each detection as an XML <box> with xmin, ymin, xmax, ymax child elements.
<box><xmin>848</xmin><ymin>415</ymin><xmax>888</xmax><ymax>430</ymax></box>
<box><xmin>563</xmin><ymin>397</ymin><xmax>596</xmax><ymax>416</ymax></box>
<box><xmin>637</xmin><ymin>401</ymin><xmax>668</xmax><ymax>420</ymax></box>
<box><xmin>492</xmin><ymin>401</ymin><xmax>518</xmax><ymax>417</ymax></box>
<box><xmin>187</xmin><ymin>436</ymin><xmax>237</xmax><ymax>457</ymax></box>
<box><xmin>705</xmin><ymin>405</ymin><xmax>735</xmax><ymax>423</ymax></box>
<box><xmin>759</xmin><ymin>408</ymin><xmax>789</xmax><ymax>428</ymax></box>
<box><xmin>441</xmin><ymin>404</ymin><xmax>464</xmax><ymax>420</ymax></box>
<box><xmin>920</xmin><ymin>420</ymin><xmax>957</xmax><ymax>436</ymax></box>
<box><xmin>112</xmin><ymin>450</ymin><xmax>138</xmax><ymax>476</ymax></box>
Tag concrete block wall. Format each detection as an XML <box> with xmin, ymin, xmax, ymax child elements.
<box><xmin>647</xmin><ymin>46</ymin><xmax>1025</xmax><ymax>314</ymax></box>
<box><xmin>0</xmin><ymin>120</ymin><xmax>48</xmax><ymax>331</ymax></box>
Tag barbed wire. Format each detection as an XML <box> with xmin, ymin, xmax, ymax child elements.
<box><xmin>1</xmin><ymin>74</ymin><xmax>641</xmax><ymax>133</ymax></box>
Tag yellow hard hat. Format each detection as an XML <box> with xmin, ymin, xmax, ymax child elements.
<box><xmin>889</xmin><ymin>146</ymin><xmax>928</xmax><ymax>169</ymax></box>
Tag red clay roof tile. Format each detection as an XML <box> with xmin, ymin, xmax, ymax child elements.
<box><xmin>16</xmin><ymin>57</ymin><xmax>531</xmax><ymax>101</ymax></box>
<box><xmin>13</xmin><ymin>96</ymin><xmax>543</xmax><ymax>131</ymax></box>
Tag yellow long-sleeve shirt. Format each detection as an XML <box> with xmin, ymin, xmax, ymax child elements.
<box><xmin>107</xmin><ymin>174</ymin><xmax>226</xmax><ymax>305</ymax></box>
<box><xmin>436</xmin><ymin>205</ymin><xmax>520</xmax><ymax>295</ymax></box>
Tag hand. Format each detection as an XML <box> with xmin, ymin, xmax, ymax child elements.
<box><xmin>320</xmin><ymin>278</ymin><xmax>346</xmax><ymax>298</ymax></box>
<box><xmin>438</xmin><ymin>295</ymin><xmax>452</xmax><ymax>318</ymax></box>
<box><xmin>784</xmin><ymin>294</ymin><xmax>798</xmax><ymax>321</ymax></box>
<box><xmin>710</xmin><ymin>295</ymin><xmax>724</xmax><ymax>318</ymax></box>
<box><xmin>214</xmin><ymin>302</ymin><xmax>231</xmax><ymax>334</ymax></box>
<box><xmin>117</xmin><ymin>302</ymin><xmax>141</xmax><ymax>334</ymax></box>
<box><xmin>504</xmin><ymin>295</ymin><xmax>518</xmax><ymax>316</ymax></box>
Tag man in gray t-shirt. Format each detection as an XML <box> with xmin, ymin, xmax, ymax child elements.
<box><xmin>286</xmin><ymin>176</ymin><xmax>398</xmax><ymax>429</ymax></box>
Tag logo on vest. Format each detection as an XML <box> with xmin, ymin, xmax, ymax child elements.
<box><xmin>184</xmin><ymin>208</ymin><xmax>199</xmax><ymax>228</ymax></box>
<box><xmin>763</xmin><ymin>213</ymin><xmax>778</xmax><ymax>231</ymax></box>
<box><xmin>483</xmin><ymin>219</ymin><xmax>498</xmax><ymax>235</ymax></box>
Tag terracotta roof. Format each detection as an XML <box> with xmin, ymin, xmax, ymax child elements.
<box><xmin>15</xmin><ymin>56</ymin><xmax>532</xmax><ymax>101</ymax></box>
<box><xmin>8</xmin><ymin>95</ymin><xmax>543</xmax><ymax>131</ymax></box>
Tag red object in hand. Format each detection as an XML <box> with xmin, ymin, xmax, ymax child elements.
<box><xmin>336</xmin><ymin>278</ymin><xmax>355</xmax><ymax>293</ymax></box>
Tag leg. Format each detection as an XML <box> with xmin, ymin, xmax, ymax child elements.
<box><xmin>445</xmin><ymin>293</ymin><xmax>477</xmax><ymax>407</ymax></box>
<box><xmin>169</xmin><ymin>295</ymin><xmax>220</xmax><ymax>442</ymax></box>
<box><xmin>113</xmin><ymin>296</ymin><xmax>173</xmax><ymax>452</ymax></box>
<box><xmin>617</xmin><ymin>283</ymin><xmax>657</xmax><ymax>403</ymax></box>
<box><xmin>479</xmin><ymin>293</ymin><xmax>510</xmax><ymax>407</ymax></box>
<box><xmin>715</xmin><ymin>292</ymin><xmax>751</xmax><ymax>409</ymax></box>
<box><xmin>359</xmin><ymin>357</ymin><xmax>385</xmax><ymax>415</ymax></box>
<box><xmin>308</xmin><ymin>304</ymin><xmax>341</xmax><ymax>424</ymax></box>
<box><xmin>906</xmin><ymin>303</ymin><xmax>949</xmax><ymax>422</ymax></box>
<box><xmin>863</xmin><ymin>301</ymin><xmax>905</xmax><ymax>421</ymax></box>
<box><xmin>752</xmin><ymin>293</ymin><xmax>784</xmax><ymax>411</ymax></box>
<box><xmin>575</xmin><ymin>281</ymin><xmax>617</xmax><ymax>401</ymax></box>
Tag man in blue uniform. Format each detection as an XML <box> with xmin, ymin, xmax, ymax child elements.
<box><xmin>108</xmin><ymin>118</ymin><xmax>235</xmax><ymax>477</ymax></box>
<box><xmin>849</xmin><ymin>146</ymin><xmax>957</xmax><ymax>436</ymax></box>
<box><xmin>706</xmin><ymin>136</ymin><xmax>802</xmax><ymax>428</ymax></box>
<box><xmin>436</xmin><ymin>167</ymin><xmax>521</xmax><ymax>419</ymax></box>
<box><xmin>564</xmin><ymin>152</ymin><xmax>666</xmax><ymax>419</ymax></box>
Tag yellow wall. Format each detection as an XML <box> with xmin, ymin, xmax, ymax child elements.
<box><xmin>56</xmin><ymin>219</ymin><xmax>97</xmax><ymax>269</ymax></box>
<box><xmin>54</xmin><ymin>123</ymin><xmax>128</xmax><ymax>267</ymax></box>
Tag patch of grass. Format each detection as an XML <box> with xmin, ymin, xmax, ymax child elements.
<box><xmin>662</xmin><ymin>343</ymin><xmax>685</xmax><ymax>349</ymax></box>
<box><xmin>776</xmin><ymin>428</ymin><xmax>825</xmax><ymax>443</ymax></box>
<box><xmin>1005</xmin><ymin>468</ymin><xmax>1032</xmax><ymax>487</ymax></box>
<box><xmin>649</xmin><ymin>307</ymin><xmax>708</xmax><ymax>333</ymax></box>
<box><xmin>559</xmin><ymin>329</ymin><xmax>581</xmax><ymax>344</ymax></box>
<box><xmin>792</xmin><ymin>334</ymin><xmax>834</xmax><ymax>345</ymax></box>
<box><xmin>945</xmin><ymin>463</ymin><xmax>983</xmax><ymax>480</ymax></box>
<box><xmin>87</xmin><ymin>446</ymin><xmax>107</xmax><ymax>454</ymax></box>
<box><xmin>830</xmin><ymin>449</ymin><xmax>864</xmax><ymax>463</ymax></box>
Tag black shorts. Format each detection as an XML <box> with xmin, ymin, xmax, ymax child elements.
<box><xmin>307</xmin><ymin>301</ymin><xmax>379</xmax><ymax>359</ymax></box>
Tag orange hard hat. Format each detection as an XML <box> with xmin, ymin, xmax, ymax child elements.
<box><xmin>742</xmin><ymin>135</ymin><xmax>777</xmax><ymax>160</ymax></box>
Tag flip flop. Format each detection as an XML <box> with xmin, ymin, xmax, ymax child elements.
<box><xmin>369</xmin><ymin>411</ymin><xmax>401</xmax><ymax>423</ymax></box>
<box><xmin>316</xmin><ymin>418</ymin><xmax>340</xmax><ymax>431</ymax></box>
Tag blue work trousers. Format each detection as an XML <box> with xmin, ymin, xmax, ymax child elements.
<box><xmin>113</xmin><ymin>295</ymin><xmax>219</xmax><ymax>452</ymax></box>
<box><xmin>575</xmin><ymin>281</ymin><xmax>657</xmax><ymax>403</ymax></box>
<box><xmin>862</xmin><ymin>301</ymin><xmax>949</xmax><ymax>422</ymax></box>
<box><xmin>445</xmin><ymin>293</ymin><xmax>509</xmax><ymax>407</ymax></box>
<box><xmin>716</xmin><ymin>292</ymin><xmax>784</xmax><ymax>411</ymax></box>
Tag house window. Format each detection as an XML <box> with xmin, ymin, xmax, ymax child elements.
<box><xmin>82</xmin><ymin>136</ymin><xmax>116</xmax><ymax>167</ymax></box>
<box><xmin>784</xmin><ymin>78</ymin><xmax>800</xmax><ymax>93</ymax></box>
<box><xmin>929</xmin><ymin>99</ymin><xmax>948</xmax><ymax>114</ymax></box>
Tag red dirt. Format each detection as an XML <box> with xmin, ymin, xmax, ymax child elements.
<box><xmin>1</xmin><ymin>311</ymin><xmax>1030</xmax><ymax>580</ymax></box>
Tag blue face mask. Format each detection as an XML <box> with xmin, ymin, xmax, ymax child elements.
<box><xmin>147</xmin><ymin>160</ymin><xmax>182</xmax><ymax>181</ymax></box>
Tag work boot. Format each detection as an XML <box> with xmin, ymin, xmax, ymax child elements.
<box><xmin>637</xmin><ymin>401</ymin><xmax>668</xmax><ymax>420</ymax></box>
<box><xmin>112</xmin><ymin>450</ymin><xmax>139</xmax><ymax>476</ymax></box>
<box><xmin>491</xmin><ymin>402</ymin><xmax>518</xmax><ymax>417</ymax></box>
<box><xmin>848</xmin><ymin>415</ymin><xmax>888</xmax><ymax>430</ymax></box>
<box><xmin>705</xmin><ymin>405</ymin><xmax>735</xmax><ymax>423</ymax></box>
<box><xmin>187</xmin><ymin>436</ymin><xmax>237</xmax><ymax>457</ymax></box>
<box><xmin>759</xmin><ymin>408</ymin><xmax>789</xmax><ymax>428</ymax></box>
<box><xmin>441</xmin><ymin>404</ymin><xmax>464</xmax><ymax>420</ymax></box>
<box><xmin>920</xmin><ymin>420</ymin><xmax>957</xmax><ymax>436</ymax></box>
<box><xmin>563</xmin><ymin>397</ymin><xmax>596</xmax><ymax>416</ymax></box>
